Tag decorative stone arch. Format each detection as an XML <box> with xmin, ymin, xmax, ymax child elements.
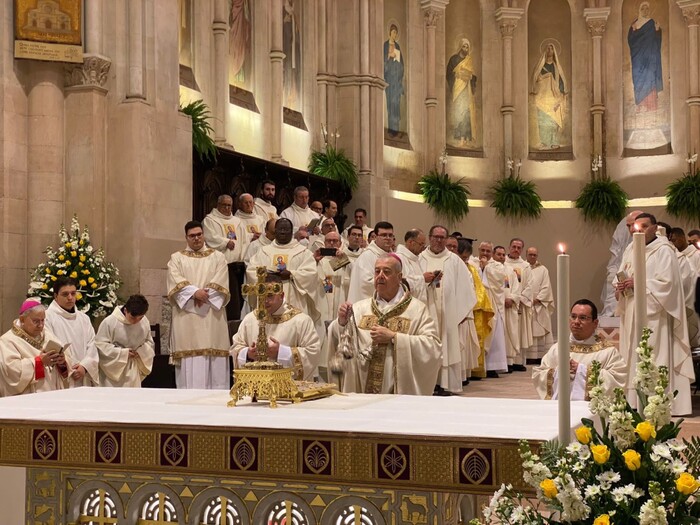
<box><xmin>250</xmin><ymin>491</ymin><xmax>316</xmax><ymax>525</ymax></box>
<box><xmin>187</xmin><ymin>487</ymin><xmax>249</xmax><ymax>525</ymax></box>
<box><xmin>126</xmin><ymin>484</ymin><xmax>186</xmax><ymax>525</ymax></box>
<box><xmin>320</xmin><ymin>496</ymin><xmax>386</xmax><ymax>525</ymax></box>
<box><xmin>66</xmin><ymin>479</ymin><xmax>125</xmax><ymax>524</ymax></box>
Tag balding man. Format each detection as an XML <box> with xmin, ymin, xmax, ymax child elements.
<box><xmin>235</xmin><ymin>193</ymin><xmax>266</xmax><ymax>252</ymax></box>
<box><xmin>601</xmin><ymin>210</ymin><xmax>643</xmax><ymax>316</ymax></box>
<box><xmin>326</xmin><ymin>255</ymin><xmax>441</xmax><ymax>395</ymax></box>
<box><xmin>317</xmin><ymin>232</ymin><xmax>352</xmax><ymax>340</ymax></box>
<box><xmin>525</xmin><ymin>247</ymin><xmax>554</xmax><ymax>359</ymax></box>
<box><xmin>280</xmin><ymin>186</ymin><xmax>321</xmax><ymax>241</ymax></box>
<box><xmin>395</xmin><ymin>229</ymin><xmax>429</xmax><ymax>303</ymax></box>
<box><xmin>477</xmin><ymin>242</ymin><xmax>508</xmax><ymax>378</ymax></box>
<box><xmin>308</xmin><ymin>217</ymin><xmax>342</xmax><ymax>252</ymax></box>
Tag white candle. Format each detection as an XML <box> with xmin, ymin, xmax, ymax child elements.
<box><xmin>632</xmin><ymin>229</ymin><xmax>647</xmax><ymax>348</ymax></box>
<box><xmin>557</xmin><ymin>243</ymin><xmax>571</xmax><ymax>444</ymax></box>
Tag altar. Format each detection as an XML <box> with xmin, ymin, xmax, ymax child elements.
<box><xmin>0</xmin><ymin>388</ymin><xmax>593</xmax><ymax>524</ymax></box>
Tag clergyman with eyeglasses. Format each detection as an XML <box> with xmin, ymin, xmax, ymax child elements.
<box><xmin>166</xmin><ymin>220</ymin><xmax>231</xmax><ymax>389</ymax></box>
<box><xmin>532</xmin><ymin>299</ymin><xmax>625</xmax><ymax>401</ymax></box>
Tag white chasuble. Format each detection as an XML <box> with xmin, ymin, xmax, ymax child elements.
<box><xmin>95</xmin><ymin>307</ymin><xmax>155</xmax><ymax>388</ymax></box>
<box><xmin>0</xmin><ymin>323</ymin><xmax>67</xmax><ymax>396</ymax></box>
<box><xmin>248</xmin><ymin>240</ymin><xmax>321</xmax><ymax>321</ymax></box>
<box><xmin>502</xmin><ymin>264</ymin><xmax>522</xmax><ymax>363</ymax></box>
<box><xmin>45</xmin><ymin>300</ymin><xmax>99</xmax><ymax>387</ymax></box>
<box><xmin>347</xmin><ymin>242</ymin><xmax>390</xmax><ymax>303</ymax></box>
<box><xmin>533</xmin><ymin>335</ymin><xmax>626</xmax><ymax>401</ymax></box>
<box><xmin>395</xmin><ymin>244</ymin><xmax>427</xmax><ymax>303</ymax></box>
<box><xmin>202</xmin><ymin>208</ymin><xmax>244</xmax><ymax>263</ymax></box>
<box><xmin>253</xmin><ymin>197</ymin><xmax>279</xmax><ymax>221</ymax></box>
<box><xmin>326</xmin><ymin>288</ymin><xmax>441</xmax><ymax>395</ymax></box>
<box><xmin>479</xmin><ymin>260</ymin><xmax>508</xmax><ymax>371</ymax></box>
<box><xmin>280</xmin><ymin>203</ymin><xmax>319</xmax><ymax>233</ymax></box>
<box><xmin>230</xmin><ymin>303</ymin><xmax>321</xmax><ymax>381</ymax></box>
<box><xmin>506</xmin><ymin>256</ymin><xmax>534</xmax><ymax>353</ymax></box>
<box><xmin>616</xmin><ymin>237</ymin><xmax>694</xmax><ymax>415</ymax></box>
<box><xmin>234</xmin><ymin>210</ymin><xmax>266</xmax><ymax>251</ymax></box>
<box><xmin>419</xmin><ymin>248</ymin><xmax>476</xmax><ymax>392</ymax></box>
<box><xmin>679</xmin><ymin>244</ymin><xmax>700</xmax><ymax>346</ymax></box>
<box><xmin>167</xmin><ymin>247</ymin><xmax>231</xmax><ymax>389</ymax></box>
<box><xmin>528</xmin><ymin>262</ymin><xmax>555</xmax><ymax>357</ymax></box>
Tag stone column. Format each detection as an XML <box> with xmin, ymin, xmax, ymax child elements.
<box><xmin>27</xmin><ymin>64</ymin><xmax>64</xmax><ymax>267</ymax></box>
<box><xmin>495</xmin><ymin>7</ymin><xmax>523</xmax><ymax>163</ymax></box>
<box><xmin>359</xmin><ymin>0</ymin><xmax>371</xmax><ymax>176</ymax></box>
<box><xmin>679</xmin><ymin>0</ymin><xmax>700</xmax><ymax>154</ymax></box>
<box><xmin>316</xmin><ymin>0</ymin><xmax>327</xmax><ymax>138</ymax></box>
<box><xmin>421</xmin><ymin>1</ymin><xmax>448</xmax><ymax>171</ymax></box>
<box><xmin>270</xmin><ymin>0</ymin><xmax>286</xmax><ymax>163</ymax></box>
<box><xmin>584</xmin><ymin>7</ymin><xmax>610</xmax><ymax>160</ymax></box>
<box><xmin>126</xmin><ymin>0</ymin><xmax>145</xmax><ymax>100</ymax></box>
<box><xmin>212</xmin><ymin>0</ymin><xmax>228</xmax><ymax>144</ymax></box>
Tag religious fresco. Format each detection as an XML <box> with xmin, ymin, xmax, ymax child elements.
<box><xmin>527</xmin><ymin>0</ymin><xmax>572</xmax><ymax>159</ymax></box>
<box><xmin>445</xmin><ymin>0</ymin><xmax>482</xmax><ymax>154</ymax></box>
<box><xmin>622</xmin><ymin>0</ymin><xmax>672</xmax><ymax>156</ymax></box>
<box><xmin>178</xmin><ymin>0</ymin><xmax>192</xmax><ymax>67</ymax></box>
<box><xmin>283</xmin><ymin>0</ymin><xmax>302</xmax><ymax>111</ymax></box>
<box><xmin>229</xmin><ymin>0</ymin><xmax>253</xmax><ymax>90</ymax></box>
<box><xmin>14</xmin><ymin>0</ymin><xmax>82</xmax><ymax>63</ymax></box>
<box><xmin>384</xmin><ymin>0</ymin><xmax>408</xmax><ymax>143</ymax></box>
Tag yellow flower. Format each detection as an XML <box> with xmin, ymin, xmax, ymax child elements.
<box><xmin>75</xmin><ymin>292</ymin><xmax>82</xmax><ymax>300</ymax></box>
<box><xmin>58</xmin><ymin>255</ymin><xmax>65</xmax><ymax>261</ymax></box>
<box><xmin>622</xmin><ymin>450</ymin><xmax>641</xmax><ymax>471</ymax></box>
<box><xmin>65</xmin><ymin>260</ymin><xmax>71</xmax><ymax>266</ymax></box>
<box><xmin>88</xmin><ymin>277</ymin><xmax>95</xmax><ymax>284</ymax></box>
<box><xmin>676</xmin><ymin>472</ymin><xmax>700</xmax><ymax>495</ymax></box>
<box><xmin>539</xmin><ymin>478</ymin><xmax>558</xmax><ymax>498</ymax></box>
<box><xmin>591</xmin><ymin>444</ymin><xmax>610</xmax><ymax>464</ymax></box>
<box><xmin>79</xmin><ymin>255</ymin><xmax>86</xmax><ymax>262</ymax></box>
<box><xmin>65</xmin><ymin>242</ymin><xmax>71</xmax><ymax>247</ymax></box>
<box><xmin>45</xmin><ymin>268</ymin><xmax>51</xmax><ymax>274</ymax></box>
<box><xmin>57</xmin><ymin>270</ymin><xmax>64</xmax><ymax>276</ymax></box>
<box><xmin>593</xmin><ymin>515</ymin><xmax>611</xmax><ymax>525</ymax></box>
<box><xmin>71</xmin><ymin>250</ymin><xmax>77</xmax><ymax>257</ymax></box>
<box><xmin>83</xmin><ymin>270</ymin><xmax>90</xmax><ymax>275</ymax></box>
<box><xmin>78</xmin><ymin>262</ymin><xmax>83</xmax><ymax>267</ymax></box>
<box><xmin>79</xmin><ymin>280</ymin><xmax>87</xmax><ymax>286</ymax></box>
<box><xmin>79</xmin><ymin>240</ymin><xmax>84</xmax><ymax>246</ymax></box>
<box><xmin>635</xmin><ymin>421</ymin><xmax>656</xmax><ymax>442</ymax></box>
<box><xmin>91</xmin><ymin>283</ymin><xmax>97</xmax><ymax>289</ymax></box>
<box><xmin>575</xmin><ymin>426</ymin><xmax>592</xmax><ymax>444</ymax></box>
<box><xmin>41</xmin><ymin>284</ymin><xmax>48</xmax><ymax>290</ymax></box>
<box><xmin>70</xmin><ymin>271</ymin><xmax>78</xmax><ymax>278</ymax></box>
<box><xmin>50</xmin><ymin>276</ymin><xmax>57</xmax><ymax>281</ymax></box>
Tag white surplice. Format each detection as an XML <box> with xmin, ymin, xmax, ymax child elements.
<box><xmin>505</xmin><ymin>256</ymin><xmax>534</xmax><ymax>360</ymax></box>
<box><xmin>253</xmin><ymin>197</ymin><xmax>279</xmax><ymax>221</ymax></box>
<box><xmin>95</xmin><ymin>306</ymin><xmax>155</xmax><ymax>387</ymax></box>
<box><xmin>202</xmin><ymin>208</ymin><xmax>244</xmax><ymax>264</ymax></box>
<box><xmin>342</xmin><ymin>224</ymin><xmax>373</xmax><ymax>243</ymax></box>
<box><xmin>528</xmin><ymin>262</ymin><xmax>555</xmax><ymax>358</ymax></box>
<box><xmin>533</xmin><ymin>335</ymin><xmax>626</xmax><ymax>400</ymax></box>
<box><xmin>601</xmin><ymin>217</ymin><xmax>632</xmax><ymax>316</ymax></box>
<box><xmin>326</xmin><ymin>286</ymin><xmax>441</xmax><ymax>395</ymax></box>
<box><xmin>279</xmin><ymin>203</ymin><xmax>319</xmax><ymax>233</ymax></box>
<box><xmin>0</xmin><ymin>323</ymin><xmax>67</xmax><ymax>396</ymax></box>
<box><xmin>502</xmin><ymin>264</ymin><xmax>522</xmax><ymax>365</ymax></box>
<box><xmin>616</xmin><ymin>237</ymin><xmax>695</xmax><ymax>415</ymax></box>
<box><xmin>44</xmin><ymin>300</ymin><xmax>99</xmax><ymax>387</ymax></box>
<box><xmin>230</xmin><ymin>303</ymin><xmax>321</xmax><ymax>381</ymax></box>
<box><xmin>678</xmin><ymin>244</ymin><xmax>700</xmax><ymax>346</ymax></box>
<box><xmin>234</xmin><ymin>210</ymin><xmax>267</xmax><ymax>254</ymax></box>
<box><xmin>167</xmin><ymin>247</ymin><xmax>231</xmax><ymax>389</ymax></box>
<box><xmin>478</xmin><ymin>260</ymin><xmax>508</xmax><ymax>372</ymax></box>
<box><xmin>347</xmin><ymin>241</ymin><xmax>390</xmax><ymax>303</ymax></box>
<box><xmin>419</xmin><ymin>248</ymin><xmax>476</xmax><ymax>392</ymax></box>
<box><xmin>395</xmin><ymin>244</ymin><xmax>428</xmax><ymax>303</ymax></box>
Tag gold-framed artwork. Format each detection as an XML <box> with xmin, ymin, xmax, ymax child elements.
<box><xmin>14</xmin><ymin>0</ymin><xmax>83</xmax><ymax>63</ymax></box>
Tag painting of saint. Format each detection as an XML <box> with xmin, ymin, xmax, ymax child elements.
<box><xmin>178</xmin><ymin>0</ymin><xmax>192</xmax><ymax>67</ymax></box>
<box><xmin>384</xmin><ymin>23</ymin><xmax>405</xmax><ymax>137</ymax></box>
<box><xmin>446</xmin><ymin>38</ymin><xmax>477</xmax><ymax>148</ymax></box>
<box><xmin>530</xmin><ymin>40</ymin><xmax>568</xmax><ymax>150</ymax></box>
<box><xmin>628</xmin><ymin>2</ymin><xmax>662</xmax><ymax>112</ymax></box>
<box><xmin>283</xmin><ymin>0</ymin><xmax>302</xmax><ymax>109</ymax></box>
<box><xmin>229</xmin><ymin>0</ymin><xmax>251</xmax><ymax>88</ymax></box>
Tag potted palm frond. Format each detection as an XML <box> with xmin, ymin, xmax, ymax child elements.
<box><xmin>666</xmin><ymin>154</ymin><xmax>700</xmax><ymax>224</ymax></box>
<box><xmin>575</xmin><ymin>156</ymin><xmax>629</xmax><ymax>225</ymax></box>
<box><xmin>489</xmin><ymin>158</ymin><xmax>542</xmax><ymax>219</ymax></box>
<box><xmin>180</xmin><ymin>99</ymin><xmax>217</xmax><ymax>163</ymax></box>
<box><xmin>309</xmin><ymin>125</ymin><xmax>359</xmax><ymax>191</ymax></box>
<box><xmin>418</xmin><ymin>152</ymin><xmax>470</xmax><ymax>225</ymax></box>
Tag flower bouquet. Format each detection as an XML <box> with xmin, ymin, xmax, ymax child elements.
<box><xmin>472</xmin><ymin>328</ymin><xmax>699</xmax><ymax>524</ymax></box>
<box><xmin>28</xmin><ymin>215</ymin><xmax>121</xmax><ymax>320</ymax></box>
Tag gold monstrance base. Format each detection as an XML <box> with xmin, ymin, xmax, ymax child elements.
<box><xmin>228</xmin><ymin>361</ymin><xmax>297</xmax><ymax>409</ymax></box>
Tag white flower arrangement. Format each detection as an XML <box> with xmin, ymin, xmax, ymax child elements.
<box><xmin>471</xmin><ymin>328</ymin><xmax>699</xmax><ymax>525</ymax></box>
<box><xmin>27</xmin><ymin>215</ymin><xmax>121</xmax><ymax>319</ymax></box>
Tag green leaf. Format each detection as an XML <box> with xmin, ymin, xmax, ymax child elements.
<box><xmin>308</xmin><ymin>145</ymin><xmax>359</xmax><ymax>190</ymax></box>
<box><xmin>488</xmin><ymin>176</ymin><xmax>542</xmax><ymax>219</ymax></box>
<box><xmin>682</xmin><ymin>435</ymin><xmax>700</xmax><ymax>475</ymax></box>
<box><xmin>575</xmin><ymin>177</ymin><xmax>629</xmax><ymax>225</ymax></box>
<box><xmin>417</xmin><ymin>170</ymin><xmax>470</xmax><ymax>224</ymax></box>
<box><xmin>180</xmin><ymin>99</ymin><xmax>217</xmax><ymax>162</ymax></box>
<box><xmin>666</xmin><ymin>171</ymin><xmax>700</xmax><ymax>224</ymax></box>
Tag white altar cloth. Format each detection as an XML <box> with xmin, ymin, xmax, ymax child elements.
<box><xmin>0</xmin><ymin>387</ymin><xmax>592</xmax><ymax>441</ymax></box>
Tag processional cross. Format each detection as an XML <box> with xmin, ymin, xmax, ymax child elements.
<box><xmin>240</xmin><ymin>266</ymin><xmax>283</xmax><ymax>366</ymax></box>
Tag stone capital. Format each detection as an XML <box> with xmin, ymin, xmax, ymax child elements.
<box><xmin>495</xmin><ymin>7</ymin><xmax>524</xmax><ymax>38</ymax></box>
<box><xmin>584</xmin><ymin>7</ymin><xmax>611</xmax><ymax>36</ymax></box>
<box><xmin>423</xmin><ymin>7</ymin><xmax>442</xmax><ymax>27</ymax></box>
<box><xmin>64</xmin><ymin>54</ymin><xmax>111</xmax><ymax>90</ymax></box>
<box><xmin>678</xmin><ymin>0</ymin><xmax>700</xmax><ymax>26</ymax></box>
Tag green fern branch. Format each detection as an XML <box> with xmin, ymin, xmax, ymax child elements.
<box><xmin>309</xmin><ymin>145</ymin><xmax>359</xmax><ymax>190</ymax></box>
<box><xmin>489</xmin><ymin>176</ymin><xmax>542</xmax><ymax>220</ymax></box>
<box><xmin>180</xmin><ymin>99</ymin><xmax>217</xmax><ymax>163</ymax></box>
<box><xmin>417</xmin><ymin>170</ymin><xmax>470</xmax><ymax>225</ymax></box>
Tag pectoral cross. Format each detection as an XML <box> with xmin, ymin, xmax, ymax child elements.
<box><xmin>241</xmin><ymin>267</ymin><xmax>283</xmax><ymax>363</ymax></box>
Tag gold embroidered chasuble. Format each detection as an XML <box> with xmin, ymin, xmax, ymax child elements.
<box><xmin>202</xmin><ymin>208</ymin><xmax>245</xmax><ymax>264</ymax></box>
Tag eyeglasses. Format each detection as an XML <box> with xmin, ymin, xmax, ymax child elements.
<box><xmin>569</xmin><ymin>314</ymin><xmax>593</xmax><ymax>322</ymax></box>
<box><xmin>187</xmin><ymin>233</ymin><xmax>203</xmax><ymax>239</ymax></box>
<box><xmin>377</xmin><ymin>233</ymin><xmax>394</xmax><ymax>238</ymax></box>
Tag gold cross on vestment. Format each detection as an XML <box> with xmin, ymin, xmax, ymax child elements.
<box><xmin>241</xmin><ymin>266</ymin><xmax>283</xmax><ymax>362</ymax></box>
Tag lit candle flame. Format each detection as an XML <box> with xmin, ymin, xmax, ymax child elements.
<box><xmin>558</xmin><ymin>243</ymin><xmax>566</xmax><ymax>254</ymax></box>
<box><xmin>634</xmin><ymin>223</ymin><xmax>641</xmax><ymax>232</ymax></box>
<box><xmin>696</xmin><ymin>241</ymin><xmax>700</xmax><ymax>250</ymax></box>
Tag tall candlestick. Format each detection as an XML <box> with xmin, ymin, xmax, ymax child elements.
<box><xmin>632</xmin><ymin>230</ymin><xmax>647</xmax><ymax>349</ymax></box>
<box><xmin>557</xmin><ymin>243</ymin><xmax>571</xmax><ymax>444</ymax></box>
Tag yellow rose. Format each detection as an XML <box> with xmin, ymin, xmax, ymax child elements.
<box><xmin>78</xmin><ymin>262</ymin><xmax>83</xmax><ymax>267</ymax></box>
<box><xmin>71</xmin><ymin>251</ymin><xmax>77</xmax><ymax>257</ymax></box>
<box><xmin>65</xmin><ymin>242</ymin><xmax>71</xmax><ymax>247</ymax></box>
<box><xmin>635</xmin><ymin>421</ymin><xmax>656</xmax><ymax>442</ymax></box>
<box><xmin>70</xmin><ymin>271</ymin><xmax>78</xmax><ymax>278</ymax></box>
<box><xmin>88</xmin><ymin>277</ymin><xmax>95</xmax><ymax>284</ymax></box>
<box><xmin>41</xmin><ymin>283</ymin><xmax>48</xmax><ymax>290</ymax></box>
<box><xmin>593</xmin><ymin>515</ymin><xmax>611</xmax><ymax>525</ymax></box>
<box><xmin>91</xmin><ymin>283</ymin><xmax>97</xmax><ymax>289</ymax></box>
<box><xmin>539</xmin><ymin>478</ymin><xmax>558</xmax><ymax>498</ymax></box>
<box><xmin>622</xmin><ymin>449</ymin><xmax>641</xmax><ymax>471</ymax></box>
<box><xmin>575</xmin><ymin>426</ymin><xmax>592</xmax><ymax>444</ymax></box>
<box><xmin>79</xmin><ymin>255</ymin><xmax>86</xmax><ymax>262</ymax></box>
<box><xmin>58</xmin><ymin>255</ymin><xmax>65</xmax><ymax>261</ymax></box>
<box><xmin>50</xmin><ymin>276</ymin><xmax>57</xmax><ymax>281</ymax></box>
<box><xmin>79</xmin><ymin>280</ymin><xmax>87</xmax><ymax>286</ymax></box>
<box><xmin>676</xmin><ymin>473</ymin><xmax>700</xmax><ymax>495</ymax></box>
<box><xmin>75</xmin><ymin>292</ymin><xmax>82</xmax><ymax>300</ymax></box>
<box><xmin>45</xmin><ymin>268</ymin><xmax>51</xmax><ymax>274</ymax></box>
<box><xmin>57</xmin><ymin>270</ymin><xmax>64</xmax><ymax>276</ymax></box>
<box><xmin>591</xmin><ymin>444</ymin><xmax>610</xmax><ymax>464</ymax></box>
<box><xmin>65</xmin><ymin>260</ymin><xmax>71</xmax><ymax>266</ymax></box>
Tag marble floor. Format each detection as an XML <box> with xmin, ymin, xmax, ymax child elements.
<box><xmin>458</xmin><ymin>367</ymin><xmax>700</xmax><ymax>441</ymax></box>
